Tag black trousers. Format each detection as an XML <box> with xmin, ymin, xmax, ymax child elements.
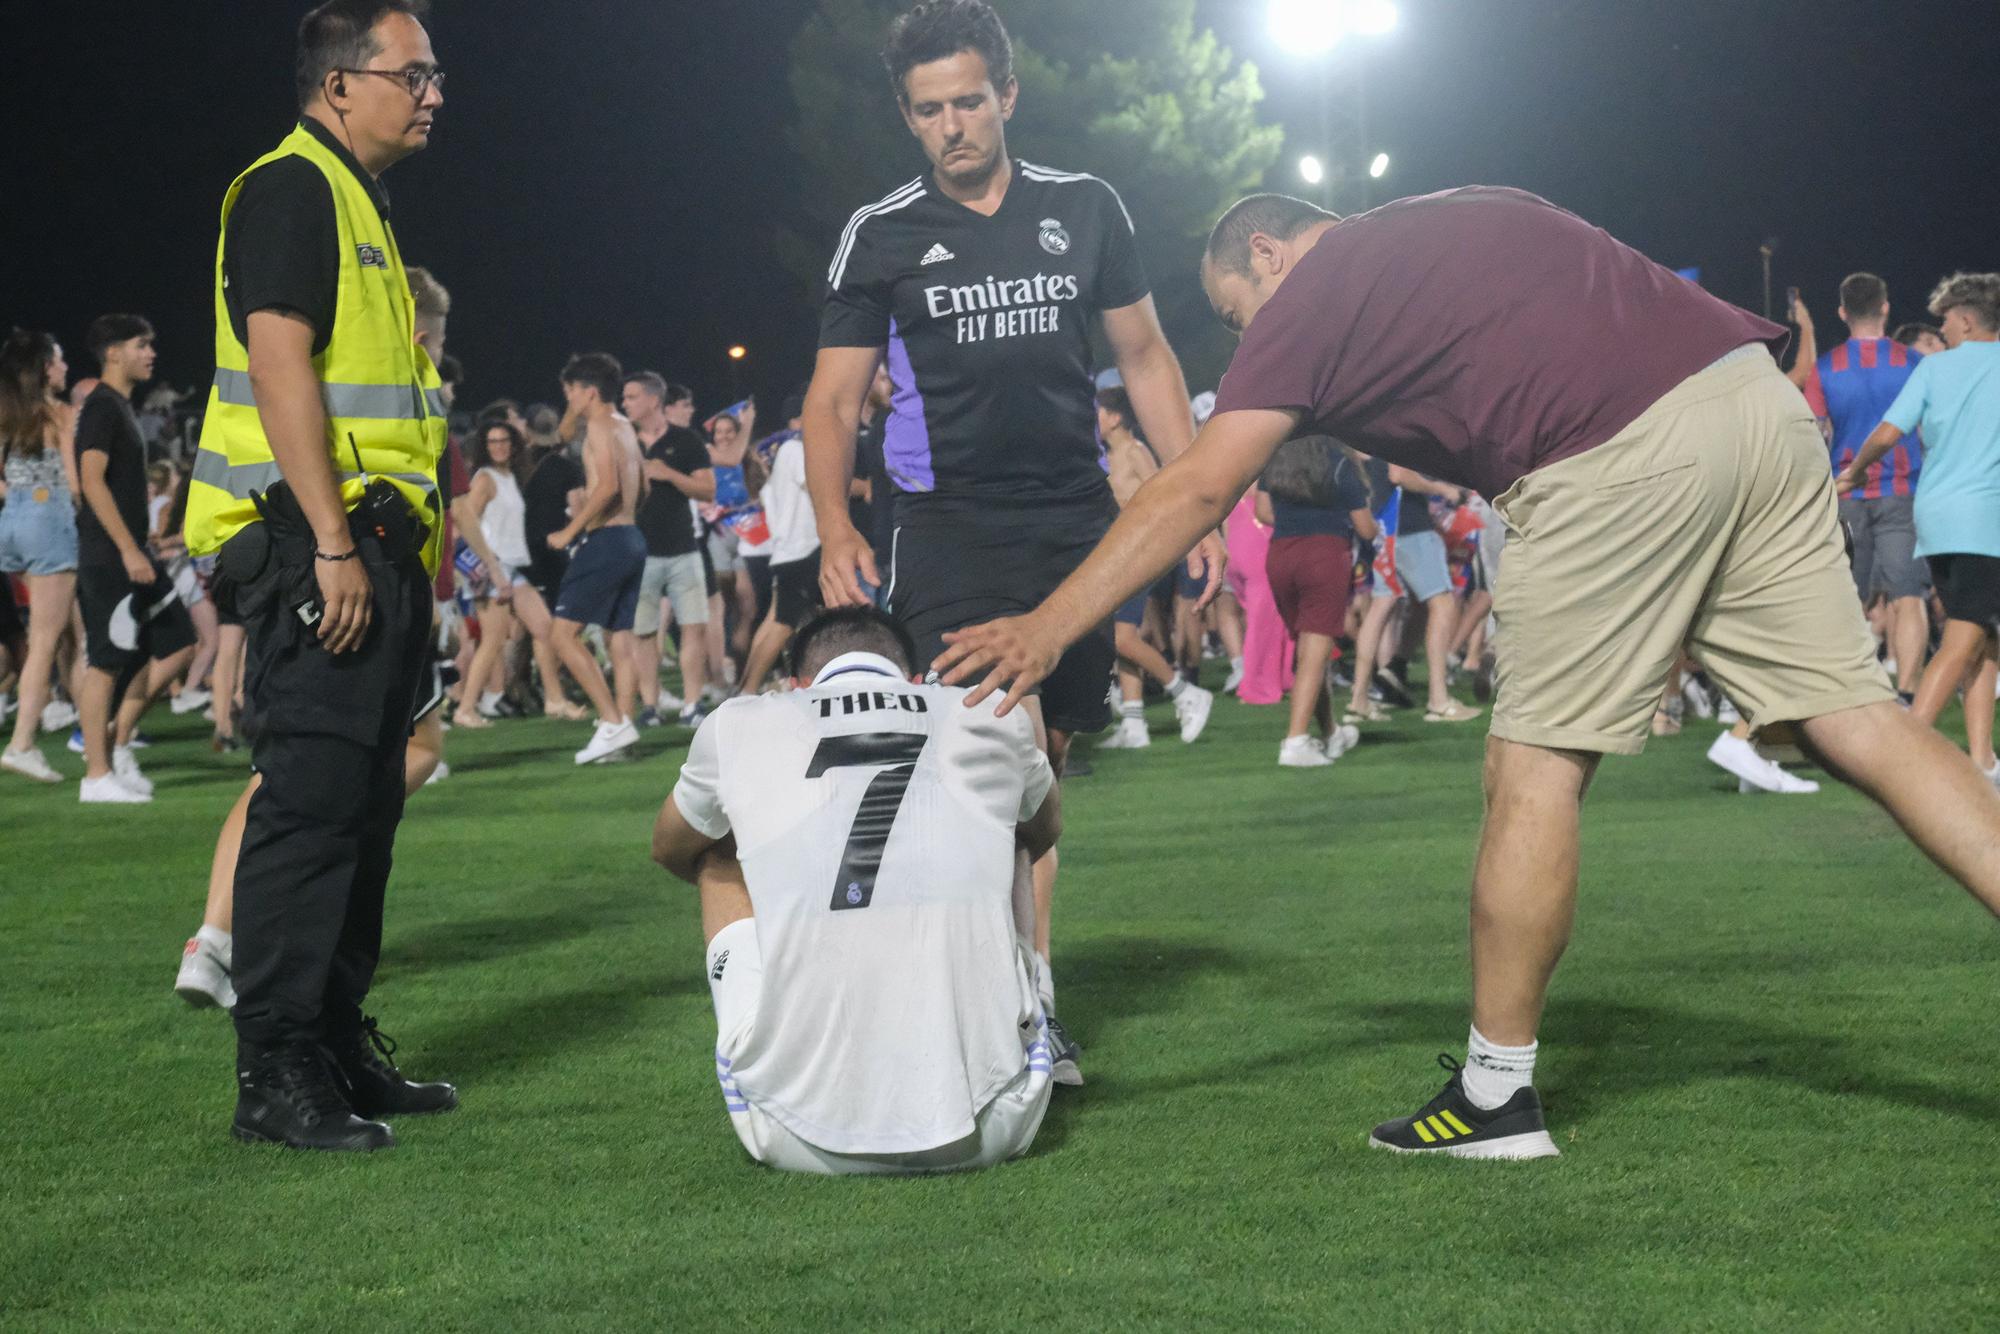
<box><xmin>230</xmin><ymin>540</ymin><xmax>432</xmax><ymax>1048</ymax></box>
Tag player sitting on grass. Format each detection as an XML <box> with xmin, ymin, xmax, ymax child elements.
<box><xmin>652</xmin><ymin>605</ymin><xmax>1063</xmax><ymax>1175</ymax></box>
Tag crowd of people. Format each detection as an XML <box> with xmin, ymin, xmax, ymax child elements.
<box><xmin>5</xmin><ymin>269</ymin><xmax>1999</xmax><ymax>858</ymax></box>
<box><xmin>10</xmin><ymin>0</ymin><xmax>2000</xmax><ymax>1175</ymax></box>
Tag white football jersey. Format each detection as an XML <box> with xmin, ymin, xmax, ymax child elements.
<box><xmin>672</xmin><ymin>651</ymin><xmax>1055</xmax><ymax>1154</ymax></box>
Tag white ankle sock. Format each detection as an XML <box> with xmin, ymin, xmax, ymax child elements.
<box><xmin>1230</xmin><ymin>656</ymin><xmax>1243</xmax><ymax>673</ymax></box>
<box><xmin>1164</xmin><ymin>675</ymin><xmax>1187</xmax><ymax>700</ymax></box>
<box><xmin>1120</xmin><ymin>700</ymin><xmax>1143</xmax><ymax>721</ymax></box>
<box><xmin>1462</xmin><ymin>1025</ymin><xmax>1537</xmax><ymax>1110</ymax></box>
<box><xmin>479</xmin><ymin>691</ymin><xmax>502</xmax><ymax>709</ymax></box>
<box><xmin>1033</xmin><ymin>950</ymin><xmax>1055</xmax><ymax>1013</ymax></box>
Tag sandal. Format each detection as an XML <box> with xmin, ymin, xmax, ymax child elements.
<box><xmin>1424</xmin><ymin>701</ymin><xmax>1483</xmax><ymax>724</ymax></box>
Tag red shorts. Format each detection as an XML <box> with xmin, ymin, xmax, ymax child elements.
<box><xmin>1266</xmin><ymin>534</ymin><xmax>1354</xmax><ymax>640</ymax></box>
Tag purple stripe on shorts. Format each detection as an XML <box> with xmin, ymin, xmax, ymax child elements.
<box><xmin>883</xmin><ymin>319</ymin><xmax>935</xmax><ymax>493</ymax></box>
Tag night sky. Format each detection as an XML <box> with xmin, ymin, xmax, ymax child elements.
<box><xmin>8</xmin><ymin>0</ymin><xmax>1996</xmax><ymax>420</ymax></box>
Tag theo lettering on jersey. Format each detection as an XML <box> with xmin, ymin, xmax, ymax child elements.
<box><xmin>924</xmin><ymin>273</ymin><xmax>1081</xmax><ymax>345</ymax></box>
<box><xmin>817</xmin><ymin>691</ymin><xmax>932</xmax><ymax>718</ymax></box>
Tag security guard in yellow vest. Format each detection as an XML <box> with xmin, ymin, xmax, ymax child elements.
<box><xmin>188</xmin><ymin>0</ymin><xmax>455</xmax><ymax>1153</ymax></box>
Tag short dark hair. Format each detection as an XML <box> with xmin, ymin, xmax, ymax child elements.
<box><xmin>883</xmin><ymin>0</ymin><xmax>1014</xmax><ymax>103</ymax></box>
<box><xmin>296</xmin><ymin>0</ymin><xmax>429</xmax><ymax>112</ymax></box>
<box><xmin>788</xmin><ymin>606</ymin><xmax>921</xmax><ymax>680</ymax></box>
<box><xmin>1928</xmin><ymin>272</ymin><xmax>2000</xmax><ymax>334</ymax></box>
<box><xmin>1205</xmin><ymin>194</ymin><xmax>1339</xmax><ymax>279</ymax></box>
<box><xmin>1839</xmin><ymin>272</ymin><xmax>1888</xmax><ymax>320</ymax></box>
<box><xmin>623</xmin><ymin>371</ymin><xmax>668</xmax><ymax>404</ymax></box>
<box><xmin>1095</xmin><ymin>384</ymin><xmax>1135</xmax><ymax>431</ymax></box>
<box><xmin>1892</xmin><ymin>322</ymin><xmax>1940</xmax><ymax>347</ymax></box>
<box><xmin>87</xmin><ymin>314</ymin><xmax>154</xmax><ymax>362</ymax></box>
<box><xmin>663</xmin><ymin>382</ymin><xmax>693</xmax><ymax>407</ymax></box>
<box><xmin>561</xmin><ymin>352</ymin><xmax>624</xmax><ymax>404</ymax></box>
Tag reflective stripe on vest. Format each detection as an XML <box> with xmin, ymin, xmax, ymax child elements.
<box><xmin>189</xmin><ymin>448</ymin><xmax>440</xmax><ymax>502</ymax></box>
<box><xmin>211</xmin><ymin>367</ymin><xmax>446</xmax><ymax>422</ymax></box>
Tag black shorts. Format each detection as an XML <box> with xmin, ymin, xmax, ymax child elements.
<box><xmin>745</xmin><ymin>553</ymin><xmax>773</xmax><ymax>626</ymax></box>
<box><xmin>0</xmin><ymin>575</ymin><xmax>22</xmax><ymax>643</ymax></box>
<box><xmin>553</xmin><ymin>526</ymin><xmax>647</xmax><ymax>632</ymax></box>
<box><xmin>771</xmin><ymin>551</ymin><xmax>824</xmax><ymax>628</ymax></box>
<box><xmin>1926</xmin><ymin>553</ymin><xmax>2000</xmax><ymax>629</ymax></box>
<box><xmin>78</xmin><ymin>556</ymin><xmax>197</xmax><ymax>683</ymax></box>
<box><xmin>886</xmin><ymin>493</ymin><xmax>1118</xmax><ymax>735</ymax></box>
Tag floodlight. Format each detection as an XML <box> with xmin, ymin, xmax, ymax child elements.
<box><xmin>1368</xmin><ymin>152</ymin><xmax>1390</xmax><ymax>179</ymax></box>
<box><xmin>1298</xmin><ymin>154</ymin><xmax>1326</xmax><ymax>186</ymax></box>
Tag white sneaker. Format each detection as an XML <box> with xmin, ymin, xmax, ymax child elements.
<box><xmin>1173</xmin><ymin>683</ymin><xmax>1214</xmax><ymax>743</ymax></box>
<box><xmin>169</xmin><ymin>687</ymin><xmax>213</xmax><ymax>715</ymax></box>
<box><xmin>81</xmin><ymin>772</ymin><xmax>149</xmax><ymax>804</ymax></box>
<box><xmin>1322</xmin><ymin>723</ymin><xmax>1361</xmax><ymax>760</ymax></box>
<box><xmin>1097</xmin><ymin>716</ymin><xmax>1151</xmax><ymax>750</ymax></box>
<box><xmin>174</xmin><ymin>936</ymin><xmax>236</xmax><ymax>1009</ymax></box>
<box><xmin>40</xmin><ymin>699</ymin><xmax>77</xmax><ymax>732</ymax></box>
<box><xmin>656</xmin><ymin>689</ymin><xmax>684</xmax><ymax>713</ymax></box>
<box><xmin>1707</xmin><ymin>730</ymin><xmax>1816</xmax><ymax>794</ymax></box>
<box><xmin>1279</xmin><ymin>734</ymin><xmax>1333</xmax><ymax>767</ymax></box>
<box><xmin>1</xmin><ymin>745</ymin><xmax>61</xmax><ymax>783</ymax></box>
<box><xmin>424</xmin><ymin>760</ymin><xmax>451</xmax><ymax>786</ymax></box>
<box><xmin>575</xmin><ymin>717</ymin><xmax>640</xmax><ymax>765</ymax></box>
<box><xmin>1716</xmin><ymin>697</ymin><xmax>1741</xmax><ymax>726</ymax></box>
<box><xmin>1223</xmin><ymin>662</ymin><xmax>1245</xmax><ymax>695</ymax></box>
<box><xmin>1680</xmin><ymin>676</ymin><xmax>1715</xmax><ymax>720</ymax></box>
<box><xmin>112</xmin><ymin>745</ymin><xmax>154</xmax><ymax>797</ymax></box>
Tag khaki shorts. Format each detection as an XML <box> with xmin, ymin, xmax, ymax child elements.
<box><xmin>1489</xmin><ymin>347</ymin><xmax>1894</xmax><ymax>755</ymax></box>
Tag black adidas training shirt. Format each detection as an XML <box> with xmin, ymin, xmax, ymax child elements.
<box><xmin>818</xmin><ymin>161</ymin><xmax>1149</xmax><ymax>509</ymax></box>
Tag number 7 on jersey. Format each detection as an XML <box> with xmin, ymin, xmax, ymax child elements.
<box><xmin>807</xmin><ymin>732</ymin><xmax>930</xmax><ymax>911</ymax></box>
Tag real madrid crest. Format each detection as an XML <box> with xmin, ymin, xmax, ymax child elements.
<box><xmin>1038</xmin><ymin>218</ymin><xmax>1071</xmax><ymax>256</ymax></box>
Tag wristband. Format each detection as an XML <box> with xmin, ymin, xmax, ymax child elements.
<box><xmin>315</xmin><ymin>548</ymin><xmax>359</xmax><ymax>563</ymax></box>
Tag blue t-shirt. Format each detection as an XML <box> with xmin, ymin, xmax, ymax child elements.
<box><xmin>1882</xmin><ymin>342</ymin><xmax>2000</xmax><ymax>558</ymax></box>
<box><xmin>1269</xmin><ymin>458</ymin><xmax>1373</xmax><ymax>541</ymax></box>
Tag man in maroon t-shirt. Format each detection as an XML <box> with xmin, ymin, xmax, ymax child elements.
<box><xmin>937</xmin><ymin>187</ymin><xmax>2000</xmax><ymax>1159</ymax></box>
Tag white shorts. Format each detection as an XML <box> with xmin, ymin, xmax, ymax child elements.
<box><xmin>705</xmin><ymin>919</ymin><xmax>1052</xmax><ymax>1176</ymax></box>
<box><xmin>635</xmin><ymin>552</ymin><xmax>710</xmax><ymax>637</ymax></box>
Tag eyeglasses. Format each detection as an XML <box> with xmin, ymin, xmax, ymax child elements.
<box><xmin>339</xmin><ymin>66</ymin><xmax>445</xmax><ymax>98</ymax></box>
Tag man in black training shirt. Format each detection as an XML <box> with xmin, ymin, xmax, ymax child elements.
<box><xmin>799</xmin><ymin>0</ymin><xmax>1216</xmax><ymax>1082</ymax></box>
<box><xmin>73</xmin><ymin>314</ymin><xmax>196</xmax><ymax>805</ymax></box>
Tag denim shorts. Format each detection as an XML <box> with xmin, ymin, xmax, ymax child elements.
<box><xmin>0</xmin><ymin>487</ymin><xmax>79</xmax><ymax>575</ymax></box>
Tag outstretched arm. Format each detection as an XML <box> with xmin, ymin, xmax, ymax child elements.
<box><xmin>935</xmin><ymin>407</ymin><xmax>1300</xmax><ymax>713</ymax></box>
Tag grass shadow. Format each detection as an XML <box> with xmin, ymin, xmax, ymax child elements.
<box><xmin>429</xmin><ymin>972</ymin><xmax>703</xmax><ymax>1082</ymax></box>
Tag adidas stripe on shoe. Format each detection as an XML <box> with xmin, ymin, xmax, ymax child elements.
<box><xmin>1368</xmin><ymin>1054</ymin><xmax>1559</xmax><ymax>1160</ymax></box>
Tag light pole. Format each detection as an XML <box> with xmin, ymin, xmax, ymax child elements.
<box><xmin>1268</xmin><ymin>0</ymin><xmax>1397</xmax><ymax>211</ymax></box>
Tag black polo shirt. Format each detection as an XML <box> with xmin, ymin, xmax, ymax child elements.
<box><xmin>223</xmin><ymin>119</ymin><xmax>392</xmax><ymax>356</ymax></box>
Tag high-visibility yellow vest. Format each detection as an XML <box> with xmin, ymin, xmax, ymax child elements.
<box><xmin>187</xmin><ymin>123</ymin><xmax>446</xmax><ymax>574</ymax></box>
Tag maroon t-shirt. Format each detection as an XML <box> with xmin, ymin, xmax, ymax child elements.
<box><xmin>1212</xmin><ymin>186</ymin><xmax>1787</xmax><ymax>498</ymax></box>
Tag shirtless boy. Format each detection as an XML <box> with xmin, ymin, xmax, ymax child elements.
<box><xmin>547</xmin><ymin>352</ymin><xmax>648</xmax><ymax>765</ymax></box>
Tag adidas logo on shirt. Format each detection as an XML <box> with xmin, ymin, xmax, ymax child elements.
<box><xmin>920</xmin><ymin>243</ymin><xmax>955</xmax><ymax>266</ymax></box>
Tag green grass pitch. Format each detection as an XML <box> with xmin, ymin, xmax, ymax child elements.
<box><xmin>3</xmin><ymin>672</ymin><xmax>1995</xmax><ymax>1329</ymax></box>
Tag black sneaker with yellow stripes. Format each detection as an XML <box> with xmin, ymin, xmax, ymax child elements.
<box><xmin>1369</xmin><ymin>1054</ymin><xmax>1560</xmax><ymax>1159</ymax></box>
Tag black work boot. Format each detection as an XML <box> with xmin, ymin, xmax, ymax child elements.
<box><xmin>233</xmin><ymin>1041</ymin><xmax>396</xmax><ymax>1152</ymax></box>
<box><xmin>323</xmin><ymin>1015</ymin><xmax>459</xmax><ymax>1118</ymax></box>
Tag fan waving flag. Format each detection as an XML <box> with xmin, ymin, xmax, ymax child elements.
<box><xmin>1373</xmin><ymin>486</ymin><xmax>1405</xmax><ymax>598</ymax></box>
